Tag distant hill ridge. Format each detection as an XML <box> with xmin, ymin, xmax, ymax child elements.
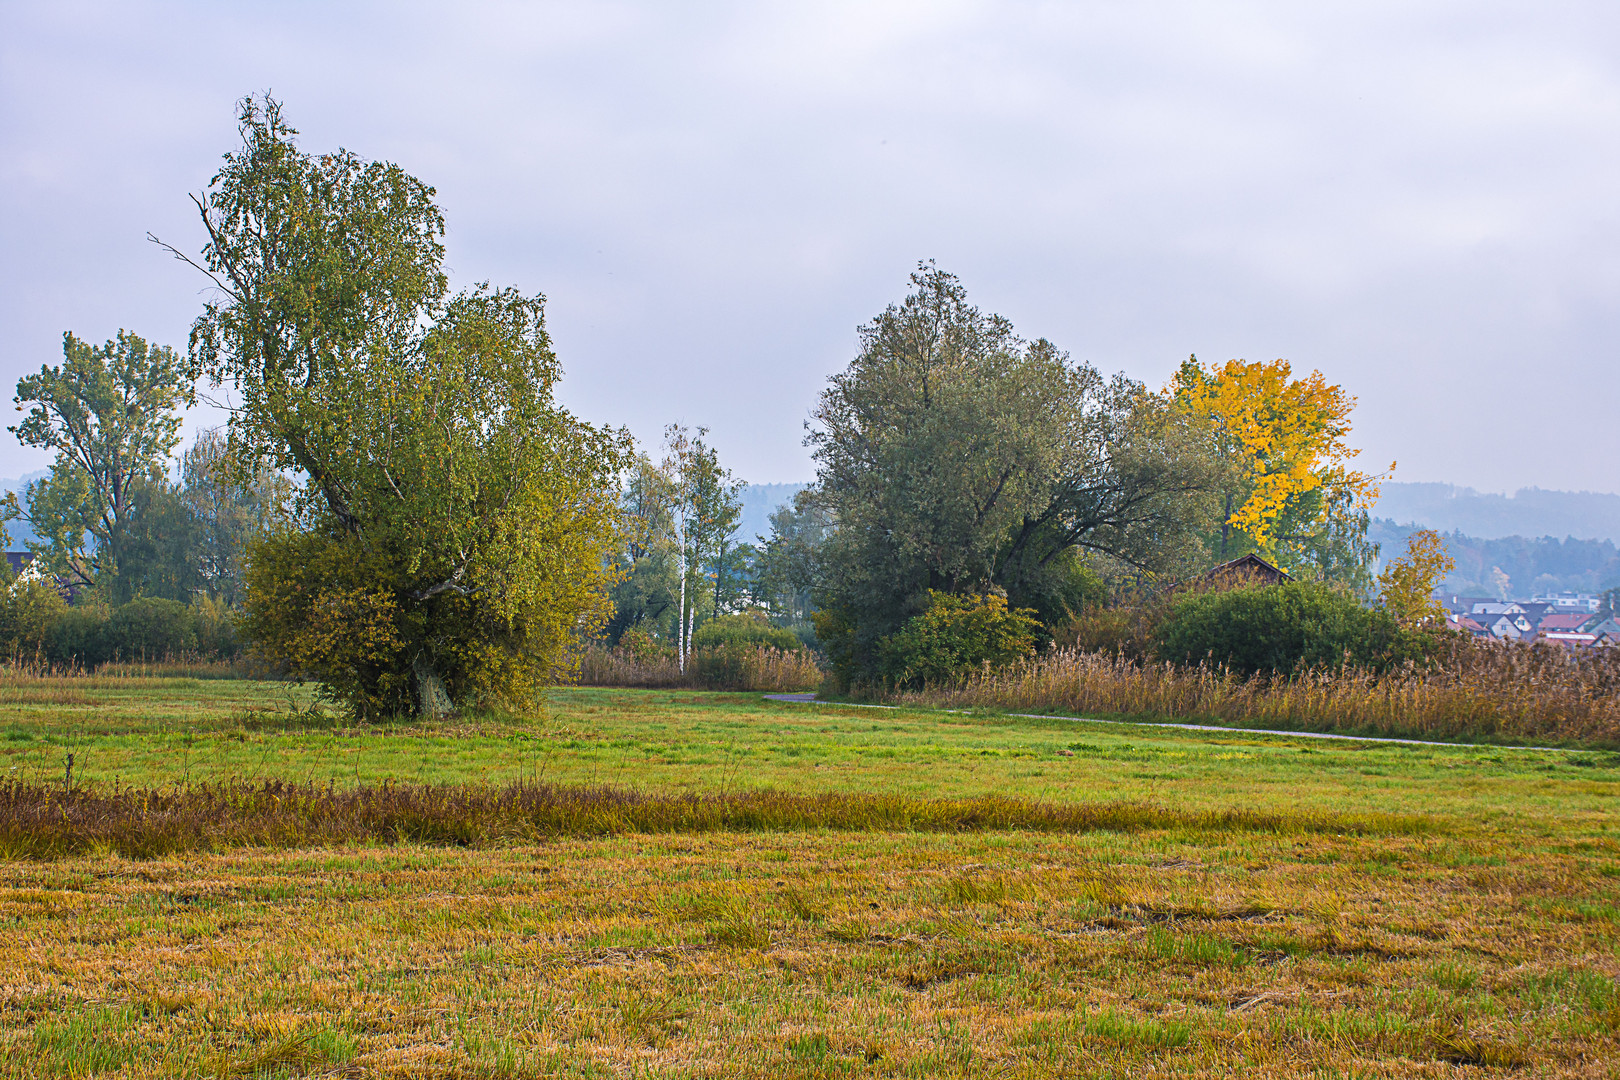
<box><xmin>1372</xmin><ymin>482</ymin><xmax>1620</xmax><ymax>543</ymax></box>
<box><xmin>735</xmin><ymin>481</ymin><xmax>1620</xmax><ymax>546</ymax></box>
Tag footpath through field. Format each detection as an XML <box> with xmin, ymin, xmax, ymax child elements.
<box><xmin>762</xmin><ymin>692</ymin><xmax>1591</xmax><ymax>753</ymax></box>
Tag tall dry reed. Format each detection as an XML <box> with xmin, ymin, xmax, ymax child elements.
<box><xmin>878</xmin><ymin>643</ymin><xmax>1620</xmax><ymax>747</ymax></box>
<box><xmin>575</xmin><ymin>644</ymin><xmax>823</xmax><ymax>692</ymax></box>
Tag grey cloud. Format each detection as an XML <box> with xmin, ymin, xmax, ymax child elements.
<box><xmin>2</xmin><ymin>0</ymin><xmax>1616</xmax><ymax>488</ymax></box>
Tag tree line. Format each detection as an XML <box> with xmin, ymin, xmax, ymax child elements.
<box><xmin>4</xmin><ymin>94</ymin><xmax>1429</xmax><ymax>710</ymax></box>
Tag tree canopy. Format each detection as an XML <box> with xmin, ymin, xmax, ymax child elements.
<box><xmin>1171</xmin><ymin>356</ymin><xmax>1387</xmax><ymax>586</ymax></box>
<box><xmin>5</xmin><ymin>330</ymin><xmax>196</xmax><ymax>593</ymax></box>
<box><xmin>163</xmin><ymin>96</ymin><xmax>628</xmax><ymax>716</ymax></box>
<box><xmin>805</xmin><ymin>262</ymin><xmax>1217</xmax><ymax>684</ymax></box>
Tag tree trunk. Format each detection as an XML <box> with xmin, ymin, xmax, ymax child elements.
<box><xmin>413</xmin><ymin>653</ymin><xmax>453</xmax><ymax>719</ymax></box>
<box><xmin>677</xmin><ymin>570</ymin><xmax>687</xmax><ymax>673</ymax></box>
<box><xmin>713</xmin><ymin>539</ymin><xmax>728</xmax><ymax>620</ymax></box>
<box><xmin>1220</xmin><ymin>492</ymin><xmax>1233</xmax><ymax>558</ymax></box>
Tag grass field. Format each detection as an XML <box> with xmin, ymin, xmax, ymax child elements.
<box><xmin>2</xmin><ymin>675</ymin><xmax>1619</xmax><ymax>1076</ymax></box>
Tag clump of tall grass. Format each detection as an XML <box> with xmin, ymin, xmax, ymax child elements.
<box><xmin>0</xmin><ymin>779</ymin><xmax>1435</xmax><ymax>860</ymax></box>
<box><xmin>576</xmin><ymin>643</ymin><xmax>822</xmax><ymax>692</ymax></box>
<box><xmin>879</xmin><ymin>641</ymin><xmax>1620</xmax><ymax>747</ymax></box>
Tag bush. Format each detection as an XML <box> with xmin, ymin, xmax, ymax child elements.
<box><xmin>191</xmin><ymin>594</ymin><xmax>241</xmax><ymax>659</ymax></box>
<box><xmin>0</xmin><ymin>577</ymin><xmax>67</xmax><ymax>661</ymax></box>
<box><xmin>107</xmin><ymin>598</ymin><xmax>196</xmax><ymax>660</ymax></box>
<box><xmin>1154</xmin><ymin>582</ymin><xmax>1430</xmax><ymax>676</ymax></box>
<box><xmin>47</xmin><ymin>603</ymin><xmax>111</xmax><ymax>667</ymax></box>
<box><xmin>877</xmin><ymin>591</ymin><xmax>1041</xmax><ymax>688</ymax></box>
<box><xmin>692</xmin><ymin>613</ymin><xmax>804</xmax><ymax>653</ymax></box>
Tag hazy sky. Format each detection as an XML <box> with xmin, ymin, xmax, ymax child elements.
<box><xmin>3</xmin><ymin>1</ymin><xmax>1617</xmax><ymax>490</ymax></box>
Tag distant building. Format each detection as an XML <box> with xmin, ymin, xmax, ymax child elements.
<box><xmin>1474</xmin><ymin>612</ymin><xmax>1531</xmax><ymax>640</ymax></box>
<box><xmin>4</xmin><ymin>551</ymin><xmax>84</xmax><ymax>603</ymax></box>
<box><xmin>1517</xmin><ymin>601</ymin><xmax>1555</xmax><ymax>623</ymax></box>
<box><xmin>1542</xmin><ymin>632</ymin><xmax>1598</xmax><ymax>648</ymax></box>
<box><xmin>1200</xmin><ymin>553</ymin><xmax>1291</xmax><ymax>588</ymax></box>
<box><xmin>1531</xmin><ymin>591</ymin><xmax>1602</xmax><ymax>613</ymax></box>
<box><xmin>1442</xmin><ymin>595</ymin><xmax>1500</xmax><ymax>616</ymax></box>
<box><xmin>1471</xmin><ymin>601</ymin><xmax>1525</xmax><ymax>616</ymax></box>
<box><xmin>1537</xmin><ymin>613</ymin><xmax>1599</xmax><ymax>635</ymax></box>
<box><xmin>1584</xmin><ymin>618</ymin><xmax>1620</xmax><ymax>640</ymax></box>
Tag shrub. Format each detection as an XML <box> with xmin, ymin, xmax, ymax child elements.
<box><xmin>1154</xmin><ymin>582</ymin><xmax>1431</xmax><ymax>676</ymax></box>
<box><xmin>617</xmin><ymin>626</ymin><xmax>675</xmax><ymax>664</ymax></box>
<box><xmin>692</xmin><ymin>613</ymin><xmax>804</xmax><ymax>652</ymax></box>
<box><xmin>107</xmin><ymin>598</ymin><xmax>196</xmax><ymax>660</ymax></box>
<box><xmin>191</xmin><ymin>594</ymin><xmax>241</xmax><ymax>659</ymax></box>
<box><xmin>0</xmin><ymin>577</ymin><xmax>67</xmax><ymax>661</ymax></box>
<box><xmin>877</xmin><ymin>591</ymin><xmax>1041</xmax><ymax>688</ymax></box>
<box><xmin>47</xmin><ymin>603</ymin><xmax>112</xmax><ymax>667</ymax></box>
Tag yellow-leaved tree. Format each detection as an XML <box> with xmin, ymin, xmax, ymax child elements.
<box><xmin>1172</xmin><ymin>356</ymin><xmax>1392</xmax><ymax>586</ymax></box>
<box><xmin>1377</xmin><ymin>529</ymin><xmax>1455</xmax><ymax>628</ymax></box>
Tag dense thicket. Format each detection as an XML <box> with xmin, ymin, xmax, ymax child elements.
<box><xmin>1153</xmin><ymin>582</ymin><xmax>1433</xmax><ymax>676</ymax></box>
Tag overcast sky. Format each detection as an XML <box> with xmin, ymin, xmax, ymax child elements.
<box><xmin>2</xmin><ymin>1</ymin><xmax>1617</xmax><ymax>492</ymax></box>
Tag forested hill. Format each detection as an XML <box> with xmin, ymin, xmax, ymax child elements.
<box><xmin>1369</xmin><ymin>519</ymin><xmax>1620</xmax><ymax>597</ymax></box>
<box><xmin>1372</xmin><ymin>483</ymin><xmax>1620</xmax><ymax>543</ymax></box>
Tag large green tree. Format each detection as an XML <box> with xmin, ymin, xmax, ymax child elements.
<box><xmin>5</xmin><ymin>330</ymin><xmax>197</xmax><ymax>593</ymax></box>
<box><xmin>159</xmin><ymin>96</ymin><xmax>629</xmax><ymax>717</ymax></box>
<box><xmin>806</xmin><ymin>263</ymin><xmax>1216</xmax><ymax>684</ymax></box>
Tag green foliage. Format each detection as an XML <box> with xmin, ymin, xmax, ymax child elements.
<box><xmin>754</xmin><ymin>489</ymin><xmax>832</xmax><ymax>624</ymax></box>
<box><xmin>875</xmin><ymin>591</ymin><xmax>1040</xmax><ymax>688</ymax></box>
<box><xmin>606</xmin><ymin>428</ymin><xmax>744</xmax><ymax>660</ymax></box>
<box><xmin>1153</xmin><ymin>582</ymin><xmax>1434</xmax><ymax>676</ymax></box>
<box><xmin>28</xmin><ymin>595</ymin><xmax>239</xmax><ymax>667</ymax></box>
<box><xmin>806</xmin><ymin>263</ymin><xmax>1216</xmax><ymax>682</ymax></box>
<box><xmin>103</xmin><ymin>480</ymin><xmax>202</xmax><ymax>604</ymax></box>
<box><xmin>107</xmin><ymin>598</ymin><xmax>196</xmax><ymax>660</ymax></box>
<box><xmin>179</xmin><ymin>428</ymin><xmax>288</xmax><ymax>606</ymax></box>
<box><xmin>0</xmin><ymin>575</ymin><xmax>67</xmax><ymax>660</ymax></box>
<box><xmin>173</xmin><ymin>97</ymin><xmax>628</xmax><ymax>716</ymax></box>
<box><xmin>5</xmin><ymin>329</ymin><xmax>196</xmax><ymax>591</ymax></box>
<box><xmin>191</xmin><ymin>593</ymin><xmax>239</xmax><ymax>658</ymax></box>
<box><xmin>46</xmin><ymin>604</ymin><xmax>113</xmax><ymax>667</ymax></box>
<box><xmin>691</xmin><ymin>613</ymin><xmax>803</xmax><ymax>652</ymax></box>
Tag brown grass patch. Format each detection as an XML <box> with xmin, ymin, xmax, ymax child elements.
<box><xmin>0</xmin><ymin>779</ymin><xmax>1437</xmax><ymax>860</ymax></box>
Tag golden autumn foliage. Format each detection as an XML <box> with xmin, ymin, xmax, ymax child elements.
<box><xmin>1172</xmin><ymin>357</ymin><xmax>1390</xmax><ymax>567</ymax></box>
<box><xmin>1377</xmin><ymin>528</ymin><xmax>1456</xmax><ymax>629</ymax></box>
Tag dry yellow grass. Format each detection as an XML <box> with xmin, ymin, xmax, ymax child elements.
<box><xmin>878</xmin><ymin>645</ymin><xmax>1620</xmax><ymax>748</ymax></box>
<box><xmin>0</xmin><ymin>682</ymin><xmax>1616</xmax><ymax>1076</ymax></box>
<box><xmin>2</xmin><ymin>826</ymin><xmax>1617</xmax><ymax>1077</ymax></box>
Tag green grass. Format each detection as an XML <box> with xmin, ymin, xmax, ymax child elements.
<box><xmin>0</xmin><ymin>676</ymin><xmax>1616</xmax><ymax>1076</ymax></box>
<box><xmin>4</xmin><ymin>681</ymin><xmax>1617</xmax><ymax>828</ymax></box>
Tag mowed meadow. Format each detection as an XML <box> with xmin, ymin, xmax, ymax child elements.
<box><xmin>1</xmin><ymin>672</ymin><xmax>1618</xmax><ymax>1077</ymax></box>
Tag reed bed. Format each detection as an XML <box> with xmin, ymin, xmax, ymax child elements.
<box><xmin>0</xmin><ymin>655</ymin><xmax>271</xmax><ymax>685</ymax></box>
<box><xmin>880</xmin><ymin>643</ymin><xmax>1620</xmax><ymax>747</ymax></box>
<box><xmin>0</xmin><ymin>779</ymin><xmax>1433</xmax><ymax>860</ymax></box>
<box><xmin>575</xmin><ymin>643</ymin><xmax>823</xmax><ymax>691</ymax></box>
